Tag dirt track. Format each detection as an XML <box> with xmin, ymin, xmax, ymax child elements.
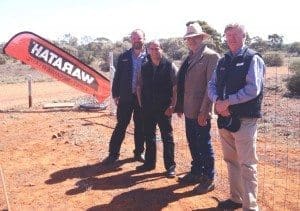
<box><xmin>0</xmin><ymin>66</ymin><xmax>299</xmax><ymax>210</ymax></box>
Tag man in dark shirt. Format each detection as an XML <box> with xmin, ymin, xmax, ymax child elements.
<box><xmin>136</xmin><ymin>40</ymin><xmax>178</xmax><ymax>178</ymax></box>
<box><xmin>102</xmin><ymin>29</ymin><xmax>147</xmax><ymax>165</ymax></box>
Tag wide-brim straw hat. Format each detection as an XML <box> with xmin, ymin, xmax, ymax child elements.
<box><xmin>184</xmin><ymin>22</ymin><xmax>209</xmax><ymax>39</ymax></box>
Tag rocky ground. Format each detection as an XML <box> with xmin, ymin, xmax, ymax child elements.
<box><xmin>0</xmin><ymin>62</ymin><xmax>299</xmax><ymax>210</ymax></box>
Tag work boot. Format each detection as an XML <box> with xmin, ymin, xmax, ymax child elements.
<box><xmin>133</xmin><ymin>153</ymin><xmax>145</xmax><ymax>162</ymax></box>
<box><xmin>193</xmin><ymin>178</ymin><xmax>215</xmax><ymax>194</ymax></box>
<box><xmin>217</xmin><ymin>199</ymin><xmax>242</xmax><ymax>210</ymax></box>
<box><xmin>102</xmin><ymin>155</ymin><xmax>118</xmax><ymax>165</ymax></box>
<box><xmin>135</xmin><ymin>164</ymin><xmax>155</xmax><ymax>172</ymax></box>
<box><xmin>166</xmin><ymin>165</ymin><xmax>176</xmax><ymax>178</ymax></box>
<box><xmin>178</xmin><ymin>172</ymin><xmax>203</xmax><ymax>184</ymax></box>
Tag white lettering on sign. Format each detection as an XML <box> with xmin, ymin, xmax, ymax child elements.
<box><xmin>29</xmin><ymin>41</ymin><xmax>95</xmax><ymax>85</ymax></box>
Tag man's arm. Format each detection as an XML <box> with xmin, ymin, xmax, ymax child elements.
<box><xmin>136</xmin><ymin>69</ymin><xmax>142</xmax><ymax>107</ymax></box>
<box><xmin>208</xmin><ymin>70</ymin><xmax>218</xmax><ymax>103</ymax></box>
<box><xmin>165</xmin><ymin>63</ymin><xmax>178</xmax><ymax>116</ymax></box>
<box><xmin>112</xmin><ymin>54</ymin><xmax>122</xmax><ymax>99</ymax></box>
<box><xmin>170</xmin><ymin>63</ymin><xmax>178</xmax><ymax>107</ymax></box>
<box><xmin>198</xmin><ymin>53</ymin><xmax>220</xmax><ymax>125</ymax></box>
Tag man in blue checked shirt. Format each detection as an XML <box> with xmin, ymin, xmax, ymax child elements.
<box><xmin>102</xmin><ymin>29</ymin><xmax>147</xmax><ymax>165</ymax></box>
<box><xmin>208</xmin><ymin>23</ymin><xmax>265</xmax><ymax>211</ymax></box>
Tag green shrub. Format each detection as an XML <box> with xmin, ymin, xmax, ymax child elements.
<box><xmin>289</xmin><ymin>59</ymin><xmax>300</xmax><ymax>73</ymax></box>
<box><xmin>78</xmin><ymin>50</ymin><xmax>94</xmax><ymax>65</ymax></box>
<box><xmin>288</xmin><ymin>42</ymin><xmax>300</xmax><ymax>55</ymax></box>
<box><xmin>287</xmin><ymin>61</ymin><xmax>300</xmax><ymax>95</ymax></box>
<box><xmin>263</xmin><ymin>53</ymin><xmax>284</xmax><ymax>67</ymax></box>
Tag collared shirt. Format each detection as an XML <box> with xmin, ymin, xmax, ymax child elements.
<box><xmin>208</xmin><ymin>46</ymin><xmax>265</xmax><ymax>105</ymax></box>
<box><xmin>188</xmin><ymin>44</ymin><xmax>206</xmax><ymax>65</ymax></box>
<box><xmin>131</xmin><ymin>51</ymin><xmax>147</xmax><ymax>94</ymax></box>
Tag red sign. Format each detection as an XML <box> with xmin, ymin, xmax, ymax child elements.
<box><xmin>3</xmin><ymin>31</ymin><xmax>110</xmax><ymax>102</ymax></box>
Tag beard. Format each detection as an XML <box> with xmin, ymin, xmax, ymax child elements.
<box><xmin>132</xmin><ymin>42</ymin><xmax>143</xmax><ymax>50</ymax></box>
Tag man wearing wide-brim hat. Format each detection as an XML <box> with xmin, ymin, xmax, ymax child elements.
<box><xmin>175</xmin><ymin>22</ymin><xmax>220</xmax><ymax>194</ymax></box>
<box><xmin>183</xmin><ymin>22</ymin><xmax>210</xmax><ymax>39</ymax></box>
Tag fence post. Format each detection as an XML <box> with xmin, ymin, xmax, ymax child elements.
<box><xmin>27</xmin><ymin>75</ymin><xmax>32</xmax><ymax>108</ymax></box>
<box><xmin>0</xmin><ymin>165</ymin><xmax>11</xmax><ymax>211</ymax></box>
<box><xmin>109</xmin><ymin>52</ymin><xmax>116</xmax><ymax>115</ymax></box>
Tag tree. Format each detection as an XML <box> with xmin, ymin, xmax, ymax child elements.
<box><xmin>160</xmin><ymin>38</ymin><xmax>188</xmax><ymax>60</ymax></box>
<box><xmin>250</xmin><ymin>36</ymin><xmax>269</xmax><ymax>53</ymax></box>
<box><xmin>122</xmin><ymin>36</ymin><xmax>131</xmax><ymax>43</ymax></box>
<box><xmin>80</xmin><ymin>35</ymin><xmax>93</xmax><ymax>45</ymax></box>
<box><xmin>60</xmin><ymin>33</ymin><xmax>78</xmax><ymax>47</ymax></box>
<box><xmin>245</xmin><ymin>33</ymin><xmax>252</xmax><ymax>46</ymax></box>
<box><xmin>288</xmin><ymin>42</ymin><xmax>300</xmax><ymax>55</ymax></box>
<box><xmin>94</xmin><ymin>37</ymin><xmax>111</xmax><ymax>43</ymax></box>
<box><xmin>287</xmin><ymin>60</ymin><xmax>300</xmax><ymax>95</ymax></box>
<box><xmin>268</xmin><ymin>34</ymin><xmax>283</xmax><ymax>51</ymax></box>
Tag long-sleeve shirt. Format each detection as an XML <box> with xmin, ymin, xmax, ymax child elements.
<box><xmin>208</xmin><ymin>47</ymin><xmax>265</xmax><ymax>105</ymax></box>
<box><xmin>131</xmin><ymin>51</ymin><xmax>147</xmax><ymax>94</ymax></box>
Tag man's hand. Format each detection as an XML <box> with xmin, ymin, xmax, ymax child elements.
<box><xmin>164</xmin><ymin>106</ymin><xmax>174</xmax><ymax>117</ymax></box>
<box><xmin>197</xmin><ymin>114</ymin><xmax>208</xmax><ymax>126</ymax></box>
<box><xmin>114</xmin><ymin>97</ymin><xmax>120</xmax><ymax>106</ymax></box>
<box><xmin>215</xmin><ymin>99</ymin><xmax>230</xmax><ymax>114</ymax></box>
<box><xmin>219</xmin><ymin>108</ymin><xmax>231</xmax><ymax>117</ymax></box>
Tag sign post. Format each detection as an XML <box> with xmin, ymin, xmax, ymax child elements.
<box><xmin>27</xmin><ymin>75</ymin><xmax>32</xmax><ymax>108</ymax></box>
<box><xmin>109</xmin><ymin>52</ymin><xmax>116</xmax><ymax>115</ymax></box>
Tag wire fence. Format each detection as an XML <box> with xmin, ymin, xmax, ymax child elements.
<box><xmin>0</xmin><ymin>55</ymin><xmax>298</xmax><ymax>210</ymax></box>
<box><xmin>170</xmin><ymin>64</ymin><xmax>299</xmax><ymax>210</ymax></box>
<box><xmin>248</xmin><ymin>65</ymin><xmax>298</xmax><ymax>210</ymax></box>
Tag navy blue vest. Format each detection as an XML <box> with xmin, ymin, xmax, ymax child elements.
<box><xmin>216</xmin><ymin>48</ymin><xmax>263</xmax><ymax>118</ymax></box>
<box><xmin>141</xmin><ymin>57</ymin><xmax>173</xmax><ymax>112</ymax></box>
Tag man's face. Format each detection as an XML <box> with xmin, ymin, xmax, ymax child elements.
<box><xmin>184</xmin><ymin>35</ymin><xmax>202</xmax><ymax>52</ymax></box>
<box><xmin>148</xmin><ymin>42</ymin><xmax>163</xmax><ymax>61</ymax></box>
<box><xmin>131</xmin><ymin>31</ymin><xmax>145</xmax><ymax>50</ymax></box>
<box><xmin>225</xmin><ymin>27</ymin><xmax>245</xmax><ymax>53</ymax></box>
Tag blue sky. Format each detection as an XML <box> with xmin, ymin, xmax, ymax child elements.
<box><xmin>0</xmin><ymin>0</ymin><xmax>299</xmax><ymax>43</ymax></box>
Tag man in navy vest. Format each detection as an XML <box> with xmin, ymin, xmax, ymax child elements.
<box><xmin>136</xmin><ymin>40</ymin><xmax>178</xmax><ymax>178</ymax></box>
<box><xmin>102</xmin><ymin>29</ymin><xmax>147</xmax><ymax>165</ymax></box>
<box><xmin>208</xmin><ymin>23</ymin><xmax>265</xmax><ymax>211</ymax></box>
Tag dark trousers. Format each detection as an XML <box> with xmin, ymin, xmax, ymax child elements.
<box><xmin>108</xmin><ymin>95</ymin><xmax>144</xmax><ymax>158</ymax></box>
<box><xmin>185</xmin><ymin>117</ymin><xmax>215</xmax><ymax>179</ymax></box>
<box><xmin>143</xmin><ymin>109</ymin><xmax>175</xmax><ymax>170</ymax></box>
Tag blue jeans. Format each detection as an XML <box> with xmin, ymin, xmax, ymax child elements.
<box><xmin>185</xmin><ymin>117</ymin><xmax>215</xmax><ymax>179</ymax></box>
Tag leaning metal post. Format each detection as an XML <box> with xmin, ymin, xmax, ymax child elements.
<box><xmin>109</xmin><ymin>52</ymin><xmax>116</xmax><ymax>115</ymax></box>
<box><xmin>0</xmin><ymin>165</ymin><xmax>11</xmax><ymax>211</ymax></box>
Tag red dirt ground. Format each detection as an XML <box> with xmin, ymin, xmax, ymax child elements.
<box><xmin>0</xmin><ymin>66</ymin><xmax>299</xmax><ymax>210</ymax></box>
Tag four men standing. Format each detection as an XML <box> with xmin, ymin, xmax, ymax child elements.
<box><xmin>103</xmin><ymin>22</ymin><xmax>265</xmax><ymax>210</ymax></box>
